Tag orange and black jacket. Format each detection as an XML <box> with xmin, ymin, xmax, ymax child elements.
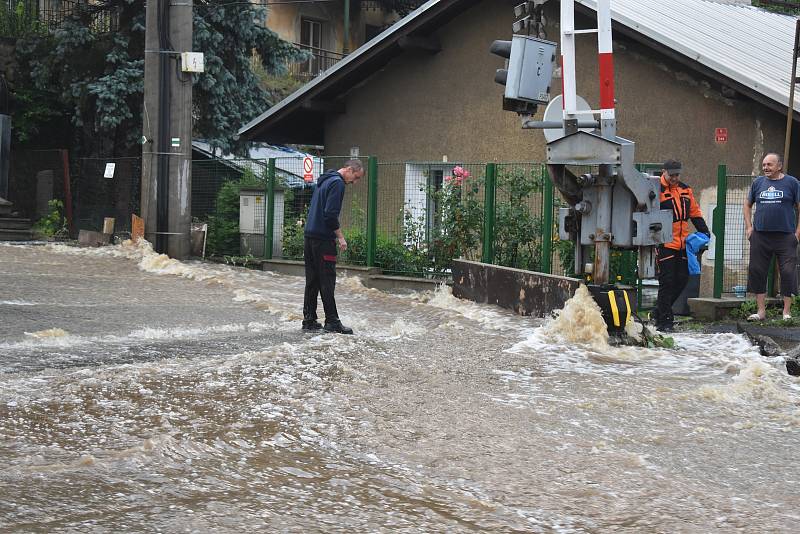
<box><xmin>659</xmin><ymin>175</ymin><xmax>710</xmax><ymax>251</ymax></box>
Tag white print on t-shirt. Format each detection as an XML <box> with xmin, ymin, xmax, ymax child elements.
<box><xmin>759</xmin><ymin>186</ymin><xmax>784</xmax><ymax>202</ymax></box>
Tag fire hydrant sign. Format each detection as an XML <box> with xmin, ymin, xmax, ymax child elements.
<box><xmin>303</xmin><ymin>156</ymin><xmax>314</xmax><ymax>183</ymax></box>
<box><xmin>715</xmin><ymin>127</ymin><xmax>728</xmax><ymax>144</ymax></box>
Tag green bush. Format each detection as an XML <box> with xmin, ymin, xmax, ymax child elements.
<box><xmin>33</xmin><ymin>199</ymin><xmax>67</xmax><ymax>238</ymax></box>
<box><xmin>0</xmin><ymin>1</ymin><xmax>44</xmax><ymax>38</ymax></box>
<box><xmin>206</xmin><ymin>171</ymin><xmax>261</xmax><ymax>256</ymax></box>
<box><xmin>494</xmin><ymin>166</ymin><xmax>544</xmax><ymax>271</ymax></box>
<box><xmin>282</xmin><ymin>207</ymin><xmax>307</xmax><ymax>259</ymax></box>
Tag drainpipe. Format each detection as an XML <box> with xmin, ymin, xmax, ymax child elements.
<box><xmin>343</xmin><ymin>0</ymin><xmax>350</xmax><ymax>54</ymax></box>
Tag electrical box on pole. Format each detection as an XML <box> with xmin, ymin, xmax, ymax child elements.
<box><xmin>180</xmin><ymin>52</ymin><xmax>205</xmax><ymax>73</ymax></box>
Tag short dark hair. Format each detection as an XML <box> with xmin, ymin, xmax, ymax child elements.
<box><xmin>344</xmin><ymin>159</ymin><xmax>363</xmax><ymax>172</ymax></box>
<box><xmin>663</xmin><ymin>159</ymin><xmax>682</xmax><ymax>172</ymax></box>
<box><xmin>765</xmin><ymin>152</ymin><xmax>784</xmax><ymax>165</ymax></box>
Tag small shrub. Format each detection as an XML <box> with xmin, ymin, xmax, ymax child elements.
<box><xmin>282</xmin><ymin>207</ymin><xmax>307</xmax><ymax>259</ymax></box>
<box><xmin>206</xmin><ymin>171</ymin><xmax>262</xmax><ymax>256</ymax></box>
<box><xmin>728</xmin><ymin>299</ymin><xmax>758</xmax><ymax>320</ymax></box>
<box><xmin>33</xmin><ymin>199</ymin><xmax>67</xmax><ymax>238</ymax></box>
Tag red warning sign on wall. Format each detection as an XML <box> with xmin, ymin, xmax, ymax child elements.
<box><xmin>715</xmin><ymin>128</ymin><xmax>728</xmax><ymax>144</ymax></box>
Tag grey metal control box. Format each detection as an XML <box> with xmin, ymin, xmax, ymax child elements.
<box><xmin>505</xmin><ymin>35</ymin><xmax>557</xmax><ymax>105</ymax></box>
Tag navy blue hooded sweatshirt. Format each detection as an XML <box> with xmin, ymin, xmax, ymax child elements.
<box><xmin>304</xmin><ymin>170</ymin><xmax>345</xmax><ymax>240</ymax></box>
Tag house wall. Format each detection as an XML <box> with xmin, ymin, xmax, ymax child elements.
<box><xmin>267</xmin><ymin>2</ymin><xmax>344</xmax><ymax>52</ymax></box>
<box><xmin>323</xmin><ymin>0</ymin><xmax>792</xmax><ymax>189</ymax></box>
<box><xmin>266</xmin><ymin>2</ymin><xmax>398</xmax><ymax>54</ymax></box>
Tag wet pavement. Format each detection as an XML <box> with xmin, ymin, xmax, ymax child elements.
<box><xmin>1</xmin><ymin>241</ymin><xmax>799</xmax><ymax>532</ymax></box>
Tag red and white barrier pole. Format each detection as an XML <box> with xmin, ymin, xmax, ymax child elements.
<box><xmin>560</xmin><ymin>0</ymin><xmax>577</xmax><ymax>115</ymax></box>
<box><xmin>597</xmin><ymin>0</ymin><xmax>615</xmax><ymax>121</ymax></box>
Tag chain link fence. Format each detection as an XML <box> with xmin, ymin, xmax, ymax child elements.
<box><xmin>7</xmin><ymin>149</ymin><xmax>67</xmax><ymax>221</ymax></box>
<box><xmin>72</xmin><ymin>157</ymin><xmax>140</xmax><ymax>235</ymax></box>
<box><xmin>8</xmin><ymin>151</ymin><xmax>761</xmax><ymax>310</ymax></box>
<box><xmin>715</xmin><ymin>173</ymin><xmax>752</xmax><ymax>297</ymax></box>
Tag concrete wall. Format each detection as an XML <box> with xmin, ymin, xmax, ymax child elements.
<box><xmin>452</xmin><ymin>259</ymin><xmax>581</xmax><ymax>317</ymax></box>
<box><xmin>323</xmin><ymin>0</ymin><xmax>793</xmax><ymax>187</ymax></box>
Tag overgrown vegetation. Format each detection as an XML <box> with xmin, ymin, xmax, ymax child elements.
<box><xmin>753</xmin><ymin>1</ymin><xmax>800</xmax><ymax>16</ymax></box>
<box><xmin>32</xmin><ymin>199</ymin><xmax>68</xmax><ymax>238</ymax></box>
<box><xmin>281</xmin><ymin>166</ymin><xmax>557</xmax><ymax>277</ymax></box>
<box><xmin>729</xmin><ymin>296</ymin><xmax>800</xmax><ymax>324</ymax></box>
<box><xmin>205</xmin><ymin>169</ymin><xmax>262</xmax><ymax>256</ymax></box>
<box><xmin>0</xmin><ymin>0</ymin><xmax>45</xmax><ymax>37</ymax></box>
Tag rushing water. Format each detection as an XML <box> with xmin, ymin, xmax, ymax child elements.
<box><xmin>1</xmin><ymin>241</ymin><xmax>799</xmax><ymax>532</ymax></box>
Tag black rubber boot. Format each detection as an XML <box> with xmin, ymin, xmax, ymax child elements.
<box><xmin>324</xmin><ymin>320</ymin><xmax>354</xmax><ymax>335</ymax></box>
<box><xmin>656</xmin><ymin>322</ymin><xmax>674</xmax><ymax>333</ymax></box>
<box><xmin>302</xmin><ymin>320</ymin><xmax>322</xmax><ymax>331</ymax></box>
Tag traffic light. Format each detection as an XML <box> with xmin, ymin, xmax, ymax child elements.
<box><xmin>490</xmin><ymin>34</ymin><xmax>557</xmax><ymax>114</ymax></box>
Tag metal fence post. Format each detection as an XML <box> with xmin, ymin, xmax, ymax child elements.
<box><xmin>482</xmin><ymin>162</ymin><xmax>497</xmax><ymax>264</ymax></box>
<box><xmin>541</xmin><ymin>164</ymin><xmax>553</xmax><ymax>273</ymax></box>
<box><xmin>713</xmin><ymin>164</ymin><xmax>727</xmax><ymax>298</ymax></box>
<box><xmin>265</xmin><ymin>158</ymin><xmax>276</xmax><ymax>260</ymax></box>
<box><xmin>366</xmin><ymin>156</ymin><xmax>378</xmax><ymax>267</ymax></box>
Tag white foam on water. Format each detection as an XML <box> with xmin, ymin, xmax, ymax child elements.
<box><xmin>338</xmin><ymin>275</ymin><xmax>371</xmax><ymax>293</ymax></box>
<box><xmin>1</xmin><ymin>321</ymin><xmax>280</xmax><ymax>352</ymax></box>
<box><xmin>45</xmin><ymin>240</ymin><xmax>311</xmax><ymax>324</ymax></box>
<box><xmin>698</xmin><ymin>359</ymin><xmax>793</xmax><ymax>407</ymax></box>
<box><xmin>421</xmin><ymin>284</ymin><xmax>531</xmax><ymax>332</ymax></box>
<box><xmin>25</xmin><ymin>328</ymin><xmax>69</xmax><ymax>338</ymax></box>
<box><xmin>48</xmin><ymin>240</ymin><xmax>225</xmax><ymax>283</ymax></box>
<box><xmin>388</xmin><ymin>318</ymin><xmax>425</xmax><ymax>338</ymax></box>
<box><xmin>0</xmin><ymin>329</ymin><xmax>88</xmax><ymax>351</ymax></box>
<box><xmin>0</xmin><ymin>300</ymin><xmax>37</xmax><ymax>306</ymax></box>
<box><xmin>127</xmin><ymin>323</ymin><xmax>249</xmax><ymax>340</ymax></box>
<box><xmin>506</xmin><ymin>285</ymin><xmax>777</xmax><ymax>379</ymax></box>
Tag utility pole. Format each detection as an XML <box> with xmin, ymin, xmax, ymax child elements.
<box><xmin>142</xmin><ymin>0</ymin><xmax>193</xmax><ymax>258</ymax></box>
<box><xmin>784</xmin><ymin>19</ymin><xmax>800</xmax><ymax>169</ymax></box>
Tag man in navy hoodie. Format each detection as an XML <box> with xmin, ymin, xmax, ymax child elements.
<box><xmin>302</xmin><ymin>159</ymin><xmax>364</xmax><ymax>334</ymax></box>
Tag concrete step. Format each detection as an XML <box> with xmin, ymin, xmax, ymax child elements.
<box><xmin>0</xmin><ymin>228</ymin><xmax>35</xmax><ymax>241</ymax></box>
<box><xmin>0</xmin><ymin>217</ymin><xmax>33</xmax><ymax>230</ymax></box>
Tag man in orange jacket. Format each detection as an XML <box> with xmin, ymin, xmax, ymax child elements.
<box><xmin>652</xmin><ymin>159</ymin><xmax>710</xmax><ymax>332</ymax></box>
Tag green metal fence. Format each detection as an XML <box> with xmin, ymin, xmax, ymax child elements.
<box><xmin>711</xmin><ymin>165</ymin><xmax>762</xmax><ymax>299</ymax></box>
<box><xmin>191</xmin><ymin>156</ymin><xmax>768</xmax><ymax>308</ymax></box>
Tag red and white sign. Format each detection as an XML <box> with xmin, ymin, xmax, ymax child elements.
<box><xmin>715</xmin><ymin>127</ymin><xmax>728</xmax><ymax>144</ymax></box>
<box><xmin>303</xmin><ymin>156</ymin><xmax>314</xmax><ymax>182</ymax></box>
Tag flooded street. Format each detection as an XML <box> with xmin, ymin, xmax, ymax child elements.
<box><xmin>1</xmin><ymin>242</ymin><xmax>799</xmax><ymax>532</ymax></box>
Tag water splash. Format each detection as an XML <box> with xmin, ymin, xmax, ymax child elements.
<box><xmin>25</xmin><ymin>328</ymin><xmax>69</xmax><ymax>339</ymax></box>
<box><xmin>422</xmin><ymin>284</ymin><xmax>528</xmax><ymax>332</ymax></box>
<box><xmin>540</xmin><ymin>284</ymin><xmax>609</xmax><ymax>348</ymax></box>
<box><xmin>698</xmin><ymin>360</ymin><xmax>792</xmax><ymax>406</ymax></box>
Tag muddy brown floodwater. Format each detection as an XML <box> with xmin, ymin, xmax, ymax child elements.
<box><xmin>1</xmin><ymin>241</ymin><xmax>799</xmax><ymax>532</ymax></box>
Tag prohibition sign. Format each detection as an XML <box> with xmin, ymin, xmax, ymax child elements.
<box><xmin>303</xmin><ymin>156</ymin><xmax>314</xmax><ymax>182</ymax></box>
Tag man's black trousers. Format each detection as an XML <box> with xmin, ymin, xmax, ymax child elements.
<box><xmin>655</xmin><ymin>245</ymin><xmax>688</xmax><ymax>328</ymax></box>
<box><xmin>303</xmin><ymin>237</ymin><xmax>339</xmax><ymax>324</ymax></box>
